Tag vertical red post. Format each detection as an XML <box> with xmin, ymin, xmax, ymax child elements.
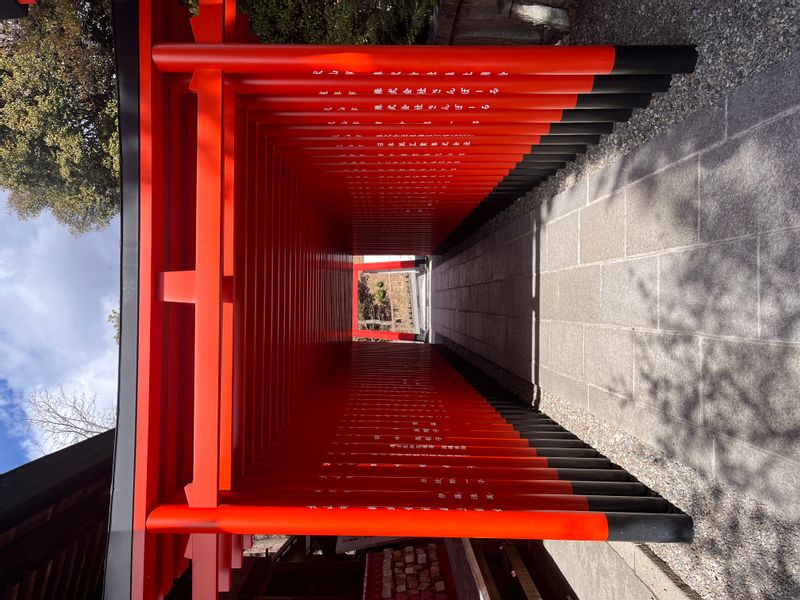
<box><xmin>185</xmin><ymin>68</ymin><xmax>223</xmax><ymax>507</ymax></box>
<box><xmin>186</xmin><ymin>68</ymin><xmax>224</xmax><ymax>600</ymax></box>
<box><xmin>131</xmin><ymin>1</ymin><xmax>162</xmax><ymax>597</ymax></box>
<box><xmin>219</xmin><ymin>80</ymin><xmax>236</xmax><ymax>491</ymax></box>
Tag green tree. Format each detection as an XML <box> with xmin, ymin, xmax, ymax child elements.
<box><xmin>108</xmin><ymin>307</ymin><xmax>120</xmax><ymax>344</ymax></box>
<box><xmin>0</xmin><ymin>0</ymin><xmax>119</xmax><ymax>235</ymax></box>
<box><xmin>374</xmin><ymin>281</ymin><xmax>387</xmax><ymax>302</ymax></box>
<box><xmin>240</xmin><ymin>0</ymin><xmax>436</xmax><ymax>45</ymax></box>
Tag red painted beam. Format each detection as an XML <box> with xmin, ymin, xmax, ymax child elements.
<box><xmin>159</xmin><ymin>270</ymin><xmax>196</xmax><ymax>303</ymax></box>
<box><xmin>353</xmin><ymin>330</ymin><xmax>419</xmax><ymax>341</ymax></box>
<box><xmin>152</xmin><ymin>44</ymin><xmax>616</xmax><ymax>75</ymax></box>
<box><xmin>240</xmin><ymin>94</ymin><xmax>581</xmax><ymax>110</ymax></box>
<box><xmin>232</xmin><ymin>74</ymin><xmax>598</xmax><ymax>95</ymax></box>
<box><xmin>147</xmin><ymin>504</ymin><xmax>610</xmax><ymax>540</ymax></box>
<box><xmin>354</xmin><ymin>260</ymin><xmax>419</xmax><ymax>272</ymax></box>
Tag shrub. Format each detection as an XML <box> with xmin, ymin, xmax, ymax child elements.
<box><xmin>239</xmin><ymin>0</ymin><xmax>436</xmax><ymax>45</ymax></box>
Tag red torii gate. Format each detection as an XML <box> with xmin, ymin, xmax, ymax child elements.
<box><xmin>106</xmin><ymin>0</ymin><xmax>696</xmax><ymax>598</ymax></box>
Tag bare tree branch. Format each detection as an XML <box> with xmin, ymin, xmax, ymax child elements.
<box><xmin>23</xmin><ymin>386</ymin><xmax>115</xmax><ymax>452</ymax></box>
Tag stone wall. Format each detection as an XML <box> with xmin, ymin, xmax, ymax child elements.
<box><xmin>432</xmin><ymin>51</ymin><xmax>800</xmax><ymax>520</ymax></box>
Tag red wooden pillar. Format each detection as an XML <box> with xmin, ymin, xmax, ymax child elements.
<box><xmin>184</xmin><ymin>67</ymin><xmax>224</xmax><ymax>600</ymax></box>
<box><xmin>219</xmin><ymin>79</ymin><xmax>237</xmax><ymax>493</ymax></box>
<box><xmin>131</xmin><ymin>0</ymin><xmax>164</xmax><ymax>596</ymax></box>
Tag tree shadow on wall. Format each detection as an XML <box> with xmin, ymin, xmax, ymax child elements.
<box><xmin>556</xmin><ymin>110</ymin><xmax>800</xmax><ymax>599</ymax></box>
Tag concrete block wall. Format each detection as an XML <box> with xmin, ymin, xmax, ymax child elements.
<box><xmin>433</xmin><ymin>51</ymin><xmax>800</xmax><ymax>519</ymax></box>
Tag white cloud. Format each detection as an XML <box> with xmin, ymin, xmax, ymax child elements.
<box><xmin>0</xmin><ymin>191</ymin><xmax>120</xmax><ymax>457</ymax></box>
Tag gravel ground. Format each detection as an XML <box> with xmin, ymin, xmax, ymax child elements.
<box><xmin>244</xmin><ymin>534</ymin><xmax>290</xmax><ymax>557</ymax></box>
<box><xmin>441</xmin><ymin>339</ymin><xmax>800</xmax><ymax>600</ymax></box>
<box><xmin>443</xmin><ymin>0</ymin><xmax>800</xmax><ymax>258</ymax></box>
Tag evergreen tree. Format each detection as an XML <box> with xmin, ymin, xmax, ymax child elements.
<box><xmin>0</xmin><ymin>0</ymin><xmax>434</xmax><ymax>235</ymax></box>
<box><xmin>240</xmin><ymin>0</ymin><xmax>436</xmax><ymax>45</ymax></box>
<box><xmin>0</xmin><ymin>0</ymin><xmax>118</xmax><ymax>235</ymax></box>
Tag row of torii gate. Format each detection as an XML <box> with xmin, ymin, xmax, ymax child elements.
<box><xmin>106</xmin><ymin>0</ymin><xmax>697</xmax><ymax>598</ymax></box>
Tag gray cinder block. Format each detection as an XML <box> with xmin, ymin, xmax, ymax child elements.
<box><xmin>759</xmin><ymin>228</ymin><xmax>800</xmax><ymax>342</ymax></box>
<box><xmin>715</xmin><ymin>434</ymin><xmax>800</xmax><ymax>521</ymax></box>
<box><xmin>633</xmin><ymin>331</ymin><xmax>702</xmax><ymax>425</ymax></box>
<box><xmin>588</xmin><ymin>154</ymin><xmax>627</xmax><ymax>202</ymax></box>
<box><xmin>580</xmin><ymin>191</ymin><xmax>625</xmax><ymax>263</ymax></box>
<box><xmin>558</xmin><ymin>265</ymin><xmax>601</xmax><ymax>324</ymax></box>
<box><xmin>700</xmin><ymin>110</ymin><xmax>800</xmax><ymax>241</ymax></box>
<box><xmin>550</xmin><ymin>178</ymin><xmax>588</xmax><ymax>218</ymax></box>
<box><xmin>726</xmin><ymin>49</ymin><xmax>800</xmax><ymax>137</ymax></box>
<box><xmin>541</xmin><ymin>366</ymin><xmax>588</xmax><ymax>409</ymax></box>
<box><xmin>600</xmin><ymin>256</ymin><xmax>658</xmax><ymax>328</ymax></box>
<box><xmin>585</xmin><ymin>326</ymin><xmax>634</xmax><ymax>398</ymax></box>
<box><xmin>545</xmin><ymin>211</ymin><xmax>580</xmax><ymax>271</ymax></box>
<box><xmin>626</xmin><ymin>158</ymin><xmax>699</xmax><ymax>255</ymax></box>
<box><xmin>587</xmin><ymin>384</ymin><xmax>633</xmax><ymax>426</ymax></box>
<box><xmin>703</xmin><ymin>337</ymin><xmax>800</xmax><ymax>462</ymax></box>
<box><xmin>538</xmin><ymin>271</ymin><xmax>559</xmax><ymax>320</ymax></box>
<box><xmin>659</xmin><ymin>239</ymin><xmax>758</xmax><ymax>338</ymax></box>
<box><xmin>549</xmin><ymin>321</ymin><xmax>584</xmax><ymax>380</ymax></box>
<box><xmin>625</xmin><ymin>104</ymin><xmax>725</xmax><ymax>185</ymax></box>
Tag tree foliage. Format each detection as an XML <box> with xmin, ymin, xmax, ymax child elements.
<box><xmin>357</xmin><ymin>275</ymin><xmax>391</xmax><ymax>327</ymax></box>
<box><xmin>0</xmin><ymin>0</ymin><xmax>433</xmax><ymax>237</ymax></box>
<box><xmin>0</xmin><ymin>0</ymin><xmax>119</xmax><ymax>235</ymax></box>
<box><xmin>108</xmin><ymin>307</ymin><xmax>120</xmax><ymax>344</ymax></box>
<box><xmin>239</xmin><ymin>0</ymin><xmax>436</xmax><ymax>45</ymax></box>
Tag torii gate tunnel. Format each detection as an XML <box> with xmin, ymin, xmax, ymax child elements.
<box><xmin>106</xmin><ymin>1</ymin><xmax>698</xmax><ymax>598</ymax></box>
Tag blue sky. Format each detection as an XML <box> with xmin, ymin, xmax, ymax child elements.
<box><xmin>0</xmin><ymin>380</ymin><xmax>27</xmax><ymax>470</ymax></box>
<box><xmin>0</xmin><ymin>189</ymin><xmax>120</xmax><ymax>472</ymax></box>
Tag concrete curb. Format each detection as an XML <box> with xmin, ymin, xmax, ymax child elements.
<box><xmin>608</xmin><ymin>542</ymin><xmax>703</xmax><ymax>600</ymax></box>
